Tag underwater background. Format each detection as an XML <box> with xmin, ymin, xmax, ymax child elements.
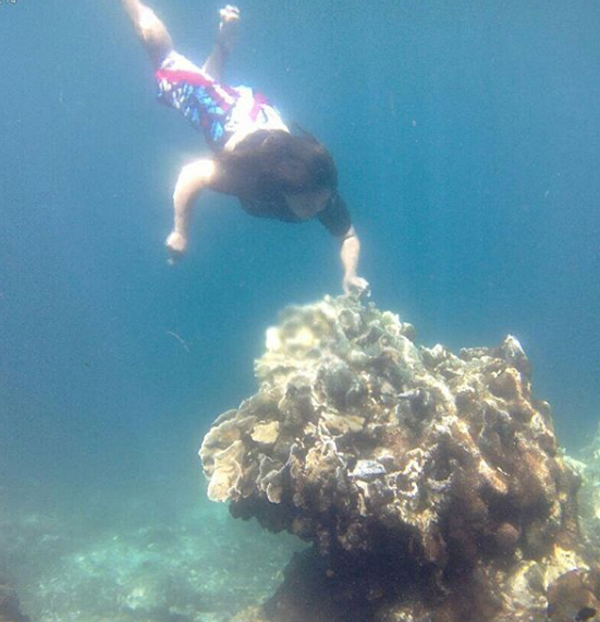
<box><xmin>1</xmin><ymin>1</ymin><xmax>599</xmax><ymax>620</ymax></box>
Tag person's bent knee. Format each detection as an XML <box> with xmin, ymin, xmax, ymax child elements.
<box><xmin>138</xmin><ymin>7</ymin><xmax>161</xmax><ymax>37</ymax></box>
<box><xmin>137</xmin><ymin>6</ymin><xmax>173</xmax><ymax>61</ymax></box>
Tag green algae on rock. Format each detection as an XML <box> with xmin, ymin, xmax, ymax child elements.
<box><xmin>200</xmin><ymin>295</ymin><xmax>600</xmax><ymax>622</ymax></box>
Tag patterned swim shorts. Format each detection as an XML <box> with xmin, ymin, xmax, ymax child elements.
<box><xmin>155</xmin><ymin>51</ymin><xmax>282</xmax><ymax>151</ymax></box>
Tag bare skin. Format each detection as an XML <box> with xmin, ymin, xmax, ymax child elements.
<box><xmin>121</xmin><ymin>1</ymin><xmax>369</xmax><ymax>294</ymax></box>
<box><xmin>340</xmin><ymin>230</ymin><xmax>369</xmax><ymax>294</ymax></box>
<box><xmin>121</xmin><ymin>0</ymin><xmax>173</xmax><ymax>69</ymax></box>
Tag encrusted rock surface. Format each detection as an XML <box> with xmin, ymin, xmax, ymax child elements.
<box><xmin>200</xmin><ymin>296</ymin><xmax>599</xmax><ymax>622</ymax></box>
<box><xmin>577</xmin><ymin>425</ymin><xmax>600</xmax><ymax>540</ymax></box>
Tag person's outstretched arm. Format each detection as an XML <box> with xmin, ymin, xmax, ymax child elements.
<box><xmin>166</xmin><ymin>160</ymin><xmax>217</xmax><ymax>260</ymax></box>
<box><xmin>339</xmin><ymin>227</ymin><xmax>370</xmax><ymax>295</ymax></box>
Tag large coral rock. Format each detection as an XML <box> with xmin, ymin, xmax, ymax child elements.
<box><xmin>200</xmin><ymin>296</ymin><xmax>598</xmax><ymax>622</ymax></box>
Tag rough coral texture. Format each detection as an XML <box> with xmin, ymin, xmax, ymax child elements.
<box><xmin>200</xmin><ymin>296</ymin><xmax>599</xmax><ymax>622</ymax></box>
<box><xmin>577</xmin><ymin>427</ymin><xmax>600</xmax><ymax>548</ymax></box>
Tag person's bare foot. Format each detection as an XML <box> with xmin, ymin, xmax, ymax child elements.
<box><xmin>217</xmin><ymin>5</ymin><xmax>240</xmax><ymax>53</ymax></box>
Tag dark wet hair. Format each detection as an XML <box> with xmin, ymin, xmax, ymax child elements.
<box><xmin>206</xmin><ymin>129</ymin><xmax>338</xmax><ymax>202</ymax></box>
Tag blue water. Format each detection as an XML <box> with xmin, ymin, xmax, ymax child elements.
<box><xmin>1</xmin><ymin>0</ymin><xmax>599</xmax><ymax>512</ymax></box>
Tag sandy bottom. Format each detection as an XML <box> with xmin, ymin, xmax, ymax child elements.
<box><xmin>0</xmin><ymin>484</ymin><xmax>305</xmax><ymax>622</ymax></box>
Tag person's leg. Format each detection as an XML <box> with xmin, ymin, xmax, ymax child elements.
<box><xmin>201</xmin><ymin>5</ymin><xmax>240</xmax><ymax>81</ymax></box>
<box><xmin>121</xmin><ymin>0</ymin><xmax>173</xmax><ymax>68</ymax></box>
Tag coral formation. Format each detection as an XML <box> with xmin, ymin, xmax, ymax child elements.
<box><xmin>577</xmin><ymin>427</ymin><xmax>600</xmax><ymax>550</ymax></box>
<box><xmin>200</xmin><ymin>296</ymin><xmax>600</xmax><ymax>622</ymax></box>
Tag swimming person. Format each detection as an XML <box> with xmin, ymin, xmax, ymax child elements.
<box><xmin>121</xmin><ymin>1</ymin><xmax>369</xmax><ymax>295</ymax></box>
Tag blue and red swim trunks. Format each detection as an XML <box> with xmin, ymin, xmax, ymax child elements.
<box><xmin>155</xmin><ymin>51</ymin><xmax>282</xmax><ymax>151</ymax></box>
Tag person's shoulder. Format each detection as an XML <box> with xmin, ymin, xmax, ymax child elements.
<box><xmin>317</xmin><ymin>191</ymin><xmax>352</xmax><ymax>237</ymax></box>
